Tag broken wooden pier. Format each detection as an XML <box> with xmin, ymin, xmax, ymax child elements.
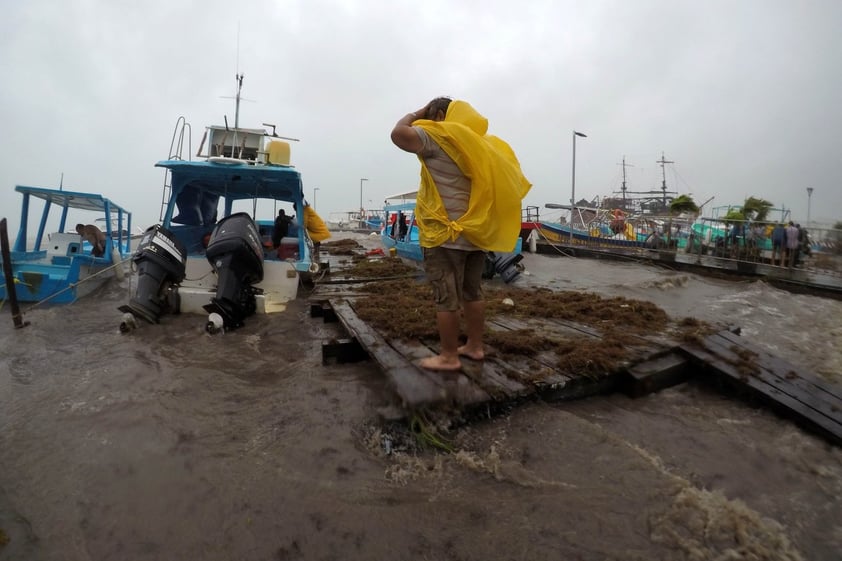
<box><xmin>310</xmin><ymin>287</ymin><xmax>842</xmax><ymax>446</ymax></box>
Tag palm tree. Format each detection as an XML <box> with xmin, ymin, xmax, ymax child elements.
<box><xmin>741</xmin><ymin>197</ymin><xmax>773</xmax><ymax>222</ymax></box>
<box><xmin>666</xmin><ymin>195</ymin><xmax>699</xmax><ymax>247</ymax></box>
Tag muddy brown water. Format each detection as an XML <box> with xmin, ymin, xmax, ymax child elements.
<box><xmin>1</xmin><ymin>233</ymin><xmax>841</xmax><ymax>560</ymax></box>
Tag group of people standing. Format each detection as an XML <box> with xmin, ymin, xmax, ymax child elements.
<box><xmin>721</xmin><ymin>220</ymin><xmax>811</xmax><ymax>268</ymax></box>
<box><xmin>388</xmin><ymin>212</ymin><xmax>409</xmax><ymax>241</ymax></box>
<box><xmin>770</xmin><ymin>221</ymin><xmax>811</xmax><ymax>268</ymax></box>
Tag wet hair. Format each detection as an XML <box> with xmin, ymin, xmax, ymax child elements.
<box><xmin>425</xmin><ymin>97</ymin><xmax>452</xmax><ymax>120</ymax></box>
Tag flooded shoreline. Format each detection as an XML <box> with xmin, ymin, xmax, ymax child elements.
<box><xmin>1</xmin><ymin>238</ymin><xmax>841</xmax><ymax>560</ymax></box>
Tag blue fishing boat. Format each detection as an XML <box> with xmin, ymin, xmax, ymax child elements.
<box><xmin>380</xmin><ymin>191</ymin><xmax>524</xmax><ymax>283</ymax></box>
<box><xmin>120</xmin><ymin>75</ymin><xmax>320</xmax><ymax>331</ymax></box>
<box><xmin>0</xmin><ymin>185</ymin><xmax>132</xmax><ymax>304</ymax></box>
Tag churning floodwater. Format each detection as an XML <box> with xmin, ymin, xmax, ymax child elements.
<box><xmin>1</xmin><ymin>234</ymin><xmax>841</xmax><ymax>560</ymax></box>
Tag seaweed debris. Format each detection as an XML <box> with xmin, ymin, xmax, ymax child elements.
<box><xmin>350</xmin><ymin>280</ymin><xmax>718</xmax><ymax>377</ymax></box>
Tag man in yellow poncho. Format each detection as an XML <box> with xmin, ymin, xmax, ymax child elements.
<box><xmin>391</xmin><ymin>97</ymin><xmax>531</xmax><ymax>371</ymax></box>
<box><xmin>303</xmin><ymin>201</ymin><xmax>331</xmax><ymax>257</ymax></box>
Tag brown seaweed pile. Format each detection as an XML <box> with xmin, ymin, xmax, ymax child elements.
<box><xmin>321</xmin><ymin>238</ymin><xmax>364</xmax><ymax>255</ymax></box>
<box><xmin>340</xmin><ymin>256</ymin><xmax>420</xmax><ymax>279</ymax></box>
<box><xmin>350</xmin><ymin>278</ymin><xmax>717</xmax><ymax>377</ymax></box>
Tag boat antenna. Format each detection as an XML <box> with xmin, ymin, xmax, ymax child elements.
<box><xmin>657</xmin><ymin>151</ymin><xmax>674</xmax><ymax>206</ymax></box>
<box><xmin>59</xmin><ymin>172</ymin><xmax>64</xmax><ymax>191</ymax></box>
<box><xmin>234</xmin><ymin>73</ymin><xmax>243</xmax><ymax>130</ymax></box>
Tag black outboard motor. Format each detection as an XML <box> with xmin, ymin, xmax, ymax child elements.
<box><xmin>203</xmin><ymin>212</ymin><xmax>264</xmax><ymax>330</ymax></box>
<box><xmin>482</xmin><ymin>251</ymin><xmax>524</xmax><ymax>284</ymax></box>
<box><xmin>119</xmin><ymin>224</ymin><xmax>187</xmax><ymax>327</ymax></box>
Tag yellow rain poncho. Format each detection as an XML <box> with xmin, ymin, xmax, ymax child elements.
<box><xmin>413</xmin><ymin>100</ymin><xmax>531</xmax><ymax>252</ymax></box>
<box><xmin>304</xmin><ymin>205</ymin><xmax>331</xmax><ymax>243</ymax></box>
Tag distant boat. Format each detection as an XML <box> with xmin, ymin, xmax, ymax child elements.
<box><xmin>379</xmin><ymin>190</ymin><xmax>524</xmax><ymax>283</ymax></box>
<box><xmin>0</xmin><ymin>185</ymin><xmax>133</xmax><ymax>304</ymax></box>
<box><xmin>326</xmin><ymin>210</ymin><xmax>382</xmax><ymax>231</ymax></box>
<box><xmin>95</xmin><ymin>217</ymin><xmax>144</xmax><ymax>240</ymax></box>
<box><xmin>539</xmin><ymin>153</ymin><xmax>696</xmax><ymax>250</ymax></box>
<box><xmin>119</xmin><ymin>75</ymin><xmax>320</xmax><ymax>332</ymax></box>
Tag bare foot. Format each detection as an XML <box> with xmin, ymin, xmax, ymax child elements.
<box><xmin>457</xmin><ymin>345</ymin><xmax>485</xmax><ymax>361</ymax></box>
<box><xmin>417</xmin><ymin>355</ymin><xmax>462</xmax><ymax>372</ymax></box>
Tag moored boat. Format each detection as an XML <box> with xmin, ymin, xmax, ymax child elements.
<box><xmin>120</xmin><ymin>75</ymin><xmax>320</xmax><ymax>332</ymax></box>
<box><xmin>0</xmin><ymin>185</ymin><xmax>132</xmax><ymax>304</ymax></box>
<box><xmin>539</xmin><ymin>153</ymin><xmax>697</xmax><ymax>250</ymax></box>
<box><xmin>379</xmin><ymin>190</ymin><xmax>524</xmax><ymax>283</ymax></box>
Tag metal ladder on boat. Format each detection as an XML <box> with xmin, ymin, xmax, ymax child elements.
<box><xmin>159</xmin><ymin>116</ymin><xmax>192</xmax><ymax>222</ymax></box>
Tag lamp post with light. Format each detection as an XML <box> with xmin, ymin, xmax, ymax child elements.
<box><xmin>359</xmin><ymin>178</ymin><xmax>368</xmax><ymax>212</ymax></box>
<box><xmin>806</xmin><ymin>187</ymin><xmax>813</xmax><ymax>228</ymax></box>
<box><xmin>570</xmin><ymin>131</ymin><xmax>587</xmax><ymax>243</ymax></box>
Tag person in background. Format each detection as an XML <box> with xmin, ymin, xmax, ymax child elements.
<box><xmin>798</xmin><ymin>224</ymin><xmax>812</xmax><ymax>264</ymax></box>
<box><xmin>784</xmin><ymin>221</ymin><xmax>799</xmax><ymax>268</ymax></box>
<box><xmin>272</xmin><ymin>209</ymin><xmax>293</xmax><ymax>249</ymax></box>
<box><xmin>770</xmin><ymin>223</ymin><xmax>785</xmax><ymax>266</ymax></box>
<box><xmin>390</xmin><ymin>96</ymin><xmax>531</xmax><ymax>371</ymax></box>
<box><xmin>389</xmin><ymin>212</ymin><xmax>398</xmax><ymax>239</ymax></box>
<box><xmin>398</xmin><ymin>211</ymin><xmax>408</xmax><ymax>241</ymax></box>
<box><xmin>76</xmin><ymin>223</ymin><xmax>106</xmax><ymax>257</ymax></box>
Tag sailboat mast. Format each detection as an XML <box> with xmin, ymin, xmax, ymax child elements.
<box><xmin>616</xmin><ymin>156</ymin><xmax>634</xmax><ymax>209</ymax></box>
<box><xmin>621</xmin><ymin>156</ymin><xmax>628</xmax><ymax>205</ymax></box>
<box><xmin>657</xmin><ymin>152</ymin><xmax>674</xmax><ymax>206</ymax></box>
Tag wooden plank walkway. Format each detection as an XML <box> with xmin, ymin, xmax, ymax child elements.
<box><xmin>312</xmin><ymin>292</ymin><xmax>687</xmax><ymax>411</ymax></box>
<box><xmin>679</xmin><ymin>331</ymin><xmax>842</xmax><ymax>445</ymax></box>
<box><xmin>309</xmin><ymin>286</ymin><xmax>842</xmax><ymax>446</ymax></box>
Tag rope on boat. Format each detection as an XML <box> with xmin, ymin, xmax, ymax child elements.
<box><xmin>532</xmin><ymin>223</ymin><xmax>654</xmax><ymax>265</ymax></box>
<box><xmin>19</xmin><ymin>258</ymin><xmax>131</xmax><ymax>315</ymax></box>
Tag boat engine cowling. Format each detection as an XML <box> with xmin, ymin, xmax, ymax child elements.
<box><xmin>120</xmin><ymin>224</ymin><xmax>187</xmax><ymax>324</ymax></box>
<box><xmin>482</xmin><ymin>251</ymin><xmax>524</xmax><ymax>284</ymax></box>
<box><xmin>203</xmin><ymin>212</ymin><xmax>264</xmax><ymax>329</ymax></box>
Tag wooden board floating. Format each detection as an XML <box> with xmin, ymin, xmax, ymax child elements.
<box><xmin>679</xmin><ymin>331</ymin><xmax>842</xmax><ymax>446</ymax></box>
<box><xmin>311</xmin><ymin>290</ymin><xmax>842</xmax><ymax>446</ymax></box>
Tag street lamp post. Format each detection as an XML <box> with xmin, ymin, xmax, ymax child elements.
<box><xmin>359</xmin><ymin>178</ymin><xmax>369</xmax><ymax>227</ymax></box>
<box><xmin>570</xmin><ymin>131</ymin><xmax>587</xmax><ymax>243</ymax></box>
<box><xmin>313</xmin><ymin>187</ymin><xmax>320</xmax><ymax>211</ymax></box>
<box><xmin>359</xmin><ymin>178</ymin><xmax>368</xmax><ymax>212</ymax></box>
<box><xmin>806</xmin><ymin>187</ymin><xmax>813</xmax><ymax>228</ymax></box>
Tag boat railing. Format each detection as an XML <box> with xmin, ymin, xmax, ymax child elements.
<box><xmin>160</xmin><ymin>117</ymin><xmax>193</xmax><ymax>222</ymax></box>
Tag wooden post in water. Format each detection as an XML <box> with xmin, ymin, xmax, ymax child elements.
<box><xmin>1</xmin><ymin>218</ymin><xmax>27</xmax><ymax>328</ymax></box>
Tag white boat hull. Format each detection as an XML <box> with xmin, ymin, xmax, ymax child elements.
<box><xmin>176</xmin><ymin>256</ymin><xmax>300</xmax><ymax>316</ymax></box>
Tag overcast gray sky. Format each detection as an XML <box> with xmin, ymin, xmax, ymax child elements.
<box><xmin>1</xmin><ymin>0</ymin><xmax>839</xmax><ymax>236</ymax></box>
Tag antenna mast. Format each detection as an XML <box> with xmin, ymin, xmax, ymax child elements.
<box><xmin>656</xmin><ymin>152</ymin><xmax>674</xmax><ymax>206</ymax></box>
<box><xmin>618</xmin><ymin>156</ymin><xmax>635</xmax><ymax>207</ymax></box>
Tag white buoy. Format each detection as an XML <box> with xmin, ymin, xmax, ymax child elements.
<box><xmin>528</xmin><ymin>230</ymin><xmax>538</xmax><ymax>253</ymax></box>
<box><xmin>112</xmin><ymin>247</ymin><xmax>125</xmax><ymax>281</ymax></box>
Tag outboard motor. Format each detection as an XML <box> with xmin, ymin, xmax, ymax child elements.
<box><xmin>119</xmin><ymin>224</ymin><xmax>187</xmax><ymax>327</ymax></box>
<box><xmin>203</xmin><ymin>212</ymin><xmax>264</xmax><ymax>330</ymax></box>
<box><xmin>482</xmin><ymin>251</ymin><xmax>524</xmax><ymax>284</ymax></box>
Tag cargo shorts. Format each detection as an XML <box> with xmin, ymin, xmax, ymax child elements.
<box><xmin>422</xmin><ymin>246</ymin><xmax>486</xmax><ymax>312</ymax></box>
